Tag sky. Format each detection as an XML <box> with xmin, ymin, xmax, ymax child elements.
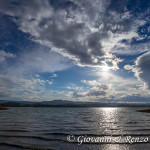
<box><xmin>0</xmin><ymin>0</ymin><xmax>150</xmax><ymax>103</ymax></box>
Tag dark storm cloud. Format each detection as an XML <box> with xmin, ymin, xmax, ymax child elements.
<box><xmin>41</xmin><ymin>22</ymin><xmax>107</xmax><ymax>66</ymax></box>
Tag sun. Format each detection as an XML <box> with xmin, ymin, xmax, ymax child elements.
<box><xmin>101</xmin><ymin>65</ymin><xmax>110</xmax><ymax>72</ymax></box>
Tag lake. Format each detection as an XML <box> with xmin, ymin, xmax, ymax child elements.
<box><xmin>0</xmin><ymin>107</ymin><xmax>150</xmax><ymax>150</ymax></box>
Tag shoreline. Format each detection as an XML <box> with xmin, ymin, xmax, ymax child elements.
<box><xmin>136</xmin><ymin>109</ymin><xmax>150</xmax><ymax>113</ymax></box>
<box><xmin>0</xmin><ymin>107</ymin><xmax>8</xmax><ymax>110</ymax></box>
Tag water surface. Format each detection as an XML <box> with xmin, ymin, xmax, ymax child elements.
<box><xmin>0</xmin><ymin>107</ymin><xmax>150</xmax><ymax>150</ymax></box>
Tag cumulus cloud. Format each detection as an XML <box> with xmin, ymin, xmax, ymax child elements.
<box><xmin>97</xmin><ymin>94</ymin><xmax>150</xmax><ymax>103</ymax></box>
<box><xmin>72</xmin><ymin>83</ymin><xmax>108</xmax><ymax>98</ymax></box>
<box><xmin>86</xmin><ymin>90</ymin><xmax>107</xmax><ymax>96</ymax></box>
<box><xmin>81</xmin><ymin>80</ymin><xmax>98</xmax><ymax>86</ymax></box>
<box><xmin>0</xmin><ymin>0</ymin><xmax>147</xmax><ymax>69</ymax></box>
<box><xmin>124</xmin><ymin>52</ymin><xmax>150</xmax><ymax>90</ymax></box>
<box><xmin>0</xmin><ymin>73</ymin><xmax>45</xmax><ymax>100</ymax></box>
<box><xmin>97</xmin><ymin>84</ymin><xmax>109</xmax><ymax>90</ymax></box>
<box><xmin>72</xmin><ymin>92</ymin><xmax>83</xmax><ymax>98</ymax></box>
<box><xmin>81</xmin><ymin>80</ymin><xmax>109</xmax><ymax>90</ymax></box>
<box><xmin>118</xmin><ymin>94</ymin><xmax>150</xmax><ymax>103</ymax></box>
<box><xmin>80</xmin><ymin>71</ymin><xmax>144</xmax><ymax>99</ymax></box>
<box><xmin>0</xmin><ymin>0</ymin><xmax>53</xmax><ymax>37</ymax></box>
<box><xmin>0</xmin><ymin>72</ymin><xmax>71</xmax><ymax>101</ymax></box>
<box><xmin>66</xmin><ymin>83</ymin><xmax>83</xmax><ymax>91</ymax></box>
<box><xmin>86</xmin><ymin>84</ymin><xmax>108</xmax><ymax>97</ymax></box>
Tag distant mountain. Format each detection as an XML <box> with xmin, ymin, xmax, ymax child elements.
<box><xmin>0</xmin><ymin>100</ymin><xmax>150</xmax><ymax>107</ymax></box>
<box><xmin>0</xmin><ymin>100</ymin><xmax>10</xmax><ymax>104</ymax></box>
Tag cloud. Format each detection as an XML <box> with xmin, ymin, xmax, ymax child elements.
<box><xmin>97</xmin><ymin>94</ymin><xmax>150</xmax><ymax>103</ymax></box>
<box><xmin>80</xmin><ymin>70</ymin><xmax>145</xmax><ymax>99</ymax></box>
<box><xmin>0</xmin><ymin>48</ymin><xmax>71</xmax><ymax>101</ymax></box>
<box><xmin>4</xmin><ymin>48</ymin><xmax>71</xmax><ymax>75</ymax></box>
<box><xmin>117</xmin><ymin>94</ymin><xmax>150</xmax><ymax>103</ymax></box>
<box><xmin>35</xmin><ymin>74</ymin><xmax>40</xmax><ymax>78</ymax></box>
<box><xmin>66</xmin><ymin>83</ymin><xmax>83</xmax><ymax>91</ymax></box>
<box><xmin>0</xmin><ymin>73</ymin><xmax>46</xmax><ymax>101</ymax></box>
<box><xmin>0</xmin><ymin>0</ymin><xmax>150</xmax><ymax>102</ymax></box>
<box><xmin>81</xmin><ymin>80</ymin><xmax>109</xmax><ymax>90</ymax></box>
<box><xmin>81</xmin><ymin>80</ymin><xmax>99</xmax><ymax>86</ymax></box>
<box><xmin>0</xmin><ymin>0</ymin><xmax>148</xmax><ymax>69</ymax></box>
<box><xmin>110</xmin><ymin>41</ymin><xmax>150</xmax><ymax>55</ymax></box>
<box><xmin>49</xmin><ymin>74</ymin><xmax>58</xmax><ymax>78</ymax></box>
<box><xmin>86</xmin><ymin>90</ymin><xmax>107</xmax><ymax>96</ymax></box>
<box><xmin>0</xmin><ymin>0</ymin><xmax>53</xmax><ymax>37</ymax></box>
<box><xmin>73</xmin><ymin>90</ymin><xmax>106</xmax><ymax>98</ymax></box>
<box><xmin>124</xmin><ymin>52</ymin><xmax>150</xmax><ymax>90</ymax></box>
<box><xmin>85</xmin><ymin>84</ymin><xmax>108</xmax><ymax>97</ymax></box>
<box><xmin>72</xmin><ymin>92</ymin><xmax>83</xmax><ymax>98</ymax></box>
<box><xmin>0</xmin><ymin>50</ymin><xmax>16</xmax><ymax>62</ymax></box>
<box><xmin>96</xmin><ymin>84</ymin><xmax>109</xmax><ymax>90</ymax></box>
<box><xmin>0</xmin><ymin>73</ymin><xmax>71</xmax><ymax>101</ymax></box>
<box><xmin>46</xmin><ymin>79</ymin><xmax>53</xmax><ymax>85</ymax></box>
<box><xmin>72</xmin><ymin>83</ymin><xmax>108</xmax><ymax>98</ymax></box>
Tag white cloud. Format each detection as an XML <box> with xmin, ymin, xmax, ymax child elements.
<box><xmin>0</xmin><ymin>49</ymin><xmax>71</xmax><ymax>101</ymax></box>
<box><xmin>124</xmin><ymin>52</ymin><xmax>150</xmax><ymax>90</ymax></box>
<box><xmin>117</xmin><ymin>94</ymin><xmax>150</xmax><ymax>103</ymax></box>
<box><xmin>49</xmin><ymin>74</ymin><xmax>58</xmax><ymax>78</ymax></box>
<box><xmin>0</xmin><ymin>73</ymin><xmax>71</xmax><ymax>101</ymax></box>
<box><xmin>0</xmin><ymin>74</ymin><xmax>45</xmax><ymax>100</ymax></box>
<box><xmin>77</xmin><ymin>71</ymin><xmax>145</xmax><ymax>99</ymax></box>
<box><xmin>66</xmin><ymin>83</ymin><xmax>83</xmax><ymax>91</ymax></box>
<box><xmin>73</xmin><ymin>82</ymin><xmax>109</xmax><ymax>98</ymax></box>
<box><xmin>5</xmin><ymin>48</ymin><xmax>71</xmax><ymax>75</ymax></box>
<box><xmin>0</xmin><ymin>0</ymin><xmax>54</xmax><ymax>37</ymax></box>
<box><xmin>0</xmin><ymin>50</ymin><xmax>16</xmax><ymax>62</ymax></box>
<box><xmin>81</xmin><ymin>80</ymin><xmax>98</xmax><ymax>86</ymax></box>
<box><xmin>35</xmin><ymin>74</ymin><xmax>40</xmax><ymax>78</ymax></box>
<box><xmin>46</xmin><ymin>79</ymin><xmax>53</xmax><ymax>85</ymax></box>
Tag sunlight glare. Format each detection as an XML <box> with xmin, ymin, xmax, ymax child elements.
<box><xmin>102</xmin><ymin>65</ymin><xmax>110</xmax><ymax>72</ymax></box>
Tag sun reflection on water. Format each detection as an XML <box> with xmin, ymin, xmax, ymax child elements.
<box><xmin>102</xmin><ymin>144</ymin><xmax>130</xmax><ymax>150</ymax></box>
<box><xmin>95</xmin><ymin>107</ymin><xmax>119</xmax><ymax>135</ymax></box>
<box><xmin>101</xmin><ymin>107</ymin><xmax>118</xmax><ymax>122</ymax></box>
<box><xmin>94</xmin><ymin>107</ymin><xmax>131</xmax><ymax>150</ymax></box>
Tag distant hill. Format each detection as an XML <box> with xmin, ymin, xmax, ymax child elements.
<box><xmin>0</xmin><ymin>100</ymin><xmax>150</xmax><ymax>107</ymax></box>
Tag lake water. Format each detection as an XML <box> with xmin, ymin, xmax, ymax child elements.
<box><xmin>0</xmin><ymin>107</ymin><xmax>150</xmax><ymax>150</ymax></box>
